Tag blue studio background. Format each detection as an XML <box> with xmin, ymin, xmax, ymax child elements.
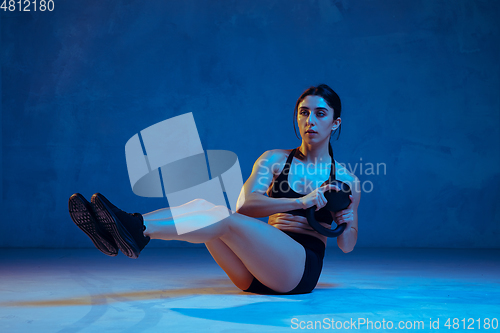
<box><xmin>1</xmin><ymin>0</ymin><xmax>499</xmax><ymax>249</ymax></box>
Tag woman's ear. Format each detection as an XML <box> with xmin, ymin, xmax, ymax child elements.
<box><xmin>332</xmin><ymin>117</ymin><xmax>341</xmax><ymax>130</ymax></box>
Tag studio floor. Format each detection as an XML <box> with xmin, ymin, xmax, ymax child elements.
<box><xmin>1</xmin><ymin>247</ymin><xmax>499</xmax><ymax>332</ymax></box>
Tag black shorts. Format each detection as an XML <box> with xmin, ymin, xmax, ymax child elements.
<box><xmin>242</xmin><ymin>230</ymin><xmax>326</xmax><ymax>295</ymax></box>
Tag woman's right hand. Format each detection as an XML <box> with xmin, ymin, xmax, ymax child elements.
<box><xmin>297</xmin><ymin>183</ymin><xmax>340</xmax><ymax>211</ymax></box>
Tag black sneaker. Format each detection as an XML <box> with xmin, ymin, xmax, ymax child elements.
<box><xmin>91</xmin><ymin>193</ymin><xmax>150</xmax><ymax>259</ymax></box>
<box><xmin>68</xmin><ymin>193</ymin><xmax>118</xmax><ymax>256</ymax></box>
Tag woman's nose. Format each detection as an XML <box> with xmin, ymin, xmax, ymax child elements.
<box><xmin>306</xmin><ymin>114</ymin><xmax>316</xmax><ymax>125</ymax></box>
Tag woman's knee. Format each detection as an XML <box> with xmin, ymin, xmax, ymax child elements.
<box><xmin>188</xmin><ymin>198</ymin><xmax>217</xmax><ymax>210</ymax></box>
<box><xmin>208</xmin><ymin>205</ymin><xmax>232</xmax><ymax>223</ymax></box>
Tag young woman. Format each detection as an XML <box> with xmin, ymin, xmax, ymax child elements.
<box><xmin>69</xmin><ymin>84</ymin><xmax>360</xmax><ymax>295</ymax></box>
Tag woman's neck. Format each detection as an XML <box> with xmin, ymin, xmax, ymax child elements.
<box><xmin>297</xmin><ymin>142</ymin><xmax>332</xmax><ymax>165</ymax></box>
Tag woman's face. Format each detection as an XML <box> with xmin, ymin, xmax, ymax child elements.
<box><xmin>297</xmin><ymin>95</ymin><xmax>339</xmax><ymax>143</ymax></box>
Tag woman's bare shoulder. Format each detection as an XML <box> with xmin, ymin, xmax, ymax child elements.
<box><xmin>257</xmin><ymin>148</ymin><xmax>294</xmax><ymax>174</ymax></box>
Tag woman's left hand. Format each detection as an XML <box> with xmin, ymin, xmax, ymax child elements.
<box><xmin>333</xmin><ymin>195</ymin><xmax>354</xmax><ymax>230</ymax></box>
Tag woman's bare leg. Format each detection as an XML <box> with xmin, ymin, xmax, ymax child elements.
<box><xmin>144</xmin><ymin>204</ymin><xmax>306</xmax><ymax>293</ymax></box>
<box><xmin>205</xmin><ymin>238</ymin><xmax>255</xmax><ymax>290</ymax></box>
<box><xmin>143</xmin><ymin>199</ymin><xmax>304</xmax><ymax>292</ymax></box>
<box><xmin>143</xmin><ymin>199</ymin><xmax>253</xmax><ymax>289</ymax></box>
<box><xmin>143</xmin><ymin>198</ymin><xmax>215</xmax><ymax>220</ymax></box>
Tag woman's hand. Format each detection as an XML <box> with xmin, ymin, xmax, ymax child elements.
<box><xmin>297</xmin><ymin>183</ymin><xmax>340</xmax><ymax>211</ymax></box>
<box><xmin>333</xmin><ymin>195</ymin><xmax>354</xmax><ymax>230</ymax></box>
<box><xmin>268</xmin><ymin>212</ymin><xmax>331</xmax><ymax>232</ymax></box>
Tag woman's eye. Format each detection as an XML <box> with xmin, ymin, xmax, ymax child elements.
<box><xmin>318</xmin><ymin>112</ymin><xmax>325</xmax><ymax>116</ymax></box>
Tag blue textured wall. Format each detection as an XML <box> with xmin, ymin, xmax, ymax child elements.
<box><xmin>1</xmin><ymin>0</ymin><xmax>499</xmax><ymax>248</ymax></box>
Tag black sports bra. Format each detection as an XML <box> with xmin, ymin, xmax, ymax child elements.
<box><xmin>268</xmin><ymin>147</ymin><xmax>336</xmax><ymax>224</ymax></box>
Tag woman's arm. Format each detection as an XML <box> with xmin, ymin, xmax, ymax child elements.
<box><xmin>333</xmin><ymin>176</ymin><xmax>361</xmax><ymax>253</ymax></box>
<box><xmin>236</xmin><ymin>150</ymin><xmax>303</xmax><ymax>218</ymax></box>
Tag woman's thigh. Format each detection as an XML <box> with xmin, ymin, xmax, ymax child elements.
<box><xmin>205</xmin><ymin>238</ymin><xmax>254</xmax><ymax>290</ymax></box>
<box><xmin>146</xmin><ymin>203</ymin><xmax>307</xmax><ymax>293</ymax></box>
<box><xmin>217</xmin><ymin>211</ymin><xmax>307</xmax><ymax>294</ymax></box>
